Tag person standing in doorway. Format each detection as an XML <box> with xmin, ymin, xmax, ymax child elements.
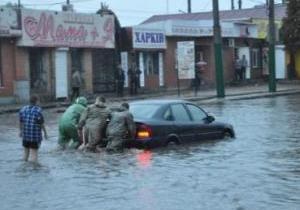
<box><xmin>19</xmin><ymin>95</ymin><xmax>48</xmax><ymax>162</ymax></box>
<box><xmin>241</xmin><ymin>55</ymin><xmax>248</xmax><ymax>80</ymax></box>
<box><xmin>71</xmin><ymin>69</ymin><xmax>83</xmax><ymax>102</ymax></box>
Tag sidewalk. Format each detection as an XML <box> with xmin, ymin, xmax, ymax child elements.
<box><xmin>1</xmin><ymin>81</ymin><xmax>300</xmax><ymax>114</ymax></box>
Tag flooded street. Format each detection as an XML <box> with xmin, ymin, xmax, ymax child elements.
<box><xmin>1</xmin><ymin>95</ymin><xmax>300</xmax><ymax>210</ymax></box>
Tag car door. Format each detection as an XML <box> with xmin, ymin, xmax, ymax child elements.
<box><xmin>185</xmin><ymin>104</ymin><xmax>220</xmax><ymax>140</ymax></box>
<box><xmin>169</xmin><ymin>103</ymin><xmax>195</xmax><ymax>143</ymax></box>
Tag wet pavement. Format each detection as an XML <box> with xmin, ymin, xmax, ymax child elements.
<box><xmin>0</xmin><ymin>95</ymin><xmax>300</xmax><ymax>210</ymax></box>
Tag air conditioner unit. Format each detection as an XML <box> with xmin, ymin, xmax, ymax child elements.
<box><xmin>228</xmin><ymin>39</ymin><xmax>235</xmax><ymax>47</ymax></box>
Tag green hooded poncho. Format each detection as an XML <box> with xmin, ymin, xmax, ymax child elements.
<box><xmin>58</xmin><ymin>97</ymin><xmax>87</xmax><ymax>149</ymax></box>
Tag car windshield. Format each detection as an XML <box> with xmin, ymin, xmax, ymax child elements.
<box><xmin>130</xmin><ymin>104</ymin><xmax>161</xmax><ymax>119</ymax></box>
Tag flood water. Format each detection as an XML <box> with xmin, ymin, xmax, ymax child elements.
<box><xmin>0</xmin><ymin>95</ymin><xmax>300</xmax><ymax>210</ymax></box>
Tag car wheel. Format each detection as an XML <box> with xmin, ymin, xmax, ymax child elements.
<box><xmin>223</xmin><ymin>130</ymin><xmax>232</xmax><ymax>139</ymax></box>
<box><xmin>165</xmin><ymin>138</ymin><xmax>180</xmax><ymax>147</ymax></box>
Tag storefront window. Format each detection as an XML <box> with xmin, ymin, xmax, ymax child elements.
<box><xmin>29</xmin><ymin>48</ymin><xmax>47</xmax><ymax>90</ymax></box>
<box><xmin>143</xmin><ymin>52</ymin><xmax>159</xmax><ymax>75</ymax></box>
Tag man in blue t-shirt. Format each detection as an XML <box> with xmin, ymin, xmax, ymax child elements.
<box><xmin>19</xmin><ymin>95</ymin><xmax>47</xmax><ymax>162</ymax></box>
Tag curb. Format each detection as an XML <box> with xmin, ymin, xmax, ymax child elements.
<box><xmin>1</xmin><ymin>89</ymin><xmax>300</xmax><ymax>115</ymax></box>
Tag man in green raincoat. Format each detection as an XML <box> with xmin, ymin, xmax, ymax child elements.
<box><xmin>58</xmin><ymin>97</ymin><xmax>87</xmax><ymax>149</ymax></box>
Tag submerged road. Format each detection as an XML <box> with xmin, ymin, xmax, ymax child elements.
<box><xmin>0</xmin><ymin>95</ymin><xmax>300</xmax><ymax>210</ymax></box>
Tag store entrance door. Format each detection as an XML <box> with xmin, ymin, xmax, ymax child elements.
<box><xmin>238</xmin><ymin>47</ymin><xmax>251</xmax><ymax>79</ymax></box>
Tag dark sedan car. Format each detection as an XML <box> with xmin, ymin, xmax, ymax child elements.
<box><xmin>126</xmin><ymin>99</ymin><xmax>235</xmax><ymax>149</ymax></box>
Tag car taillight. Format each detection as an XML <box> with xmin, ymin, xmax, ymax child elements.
<box><xmin>136</xmin><ymin>124</ymin><xmax>152</xmax><ymax>140</ymax></box>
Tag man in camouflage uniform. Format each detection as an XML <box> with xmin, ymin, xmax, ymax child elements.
<box><xmin>106</xmin><ymin>102</ymin><xmax>136</xmax><ymax>152</ymax></box>
<box><xmin>78</xmin><ymin>96</ymin><xmax>111</xmax><ymax>152</ymax></box>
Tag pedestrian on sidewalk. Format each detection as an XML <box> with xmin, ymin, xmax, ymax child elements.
<box><xmin>115</xmin><ymin>64</ymin><xmax>125</xmax><ymax>97</ymax></box>
<box><xmin>19</xmin><ymin>95</ymin><xmax>48</xmax><ymax>163</ymax></box>
<box><xmin>240</xmin><ymin>55</ymin><xmax>248</xmax><ymax>80</ymax></box>
<box><xmin>234</xmin><ymin>55</ymin><xmax>242</xmax><ymax>81</ymax></box>
<box><xmin>77</xmin><ymin>96</ymin><xmax>111</xmax><ymax>152</ymax></box>
<box><xmin>128</xmin><ymin>63</ymin><xmax>141</xmax><ymax>95</ymax></box>
<box><xmin>193</xmin><ymin>68</ymin><xmax>202</xmax><ymax>96</ymax></box>
<box><xmin>134</xmin><ymin>66</ymin><xmax>141</xmax><ymax>95</ymax></box>
<box><xmin>58</xmin><ymin>97</ymin><xmax>87</xmax><ymax>150</ymax></box>
<box><xmin>105</xmin><ymin>102</ymin><xmax>135</xmax><ymax>152</ymax></box>
<box><xmin>71</xmin><ymin>69</ymin><xmax>83</xmax><ymax>102</ymax></box>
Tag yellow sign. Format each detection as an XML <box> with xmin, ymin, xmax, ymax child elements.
<box><xmin>252</xmin><ymin>19</ymin><xmax>282</xmax><ymax>39</ymax></box>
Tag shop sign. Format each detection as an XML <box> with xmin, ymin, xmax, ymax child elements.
<box><xmin>18</xmin><ymin>9</ymin><xmax>114</xmax><ymax>48</ymax></box>
<box><xmin>0</xmin><ymin>7</ymin><xmax>21</xmax><ymax>37</ymax></box>
<box><xmin>133</xmin><ymin>28</ymin><xmax>166</xmax><ymax>49</ymax></box>
<box><xmin>170</xmin><ymin>25</ymin><xmax>234</xmax><ymax>37</ymax></box>
<box><xmin>177</xmin><ymin>41</ymin><xmax>195</xmax><ymax>79</ymax></box>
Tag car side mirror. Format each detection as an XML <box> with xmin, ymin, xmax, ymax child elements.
<box><xmin>206</xmin><ymin>113</ymin><xmax>215</xmax><ymax>123</ymax></box>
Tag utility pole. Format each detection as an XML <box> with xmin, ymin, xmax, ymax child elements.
<box><xmin>238</xmin><ymin>0</ymin><xmax>242</xmax><ymax>9</ymax></box>
<box><xmin>268</xmin><ymin>0</ymin><xmax>276</xmax><ymax>92</ymax></box>
<box><xmin>187</xmin><ymin>0</ymin><xmax>191</xmax><ymax>13</ymax></box>
<box><xmin>213</xmin><ymin>0</ymin><xmax>225</xmax><ymax>97</ymax></box>
<box><xmin>231</xmin><ymin>0</ymin><xmax>235</xmax><ymax>10</ymax></box>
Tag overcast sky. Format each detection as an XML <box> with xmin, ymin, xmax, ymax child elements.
<box><xmin>2</xmin><ymin>0</ymin><xmax>282</xmax><ymax>26</ymax></box>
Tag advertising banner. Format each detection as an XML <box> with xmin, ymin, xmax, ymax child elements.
<box><xmin>177</xmin><ymin>41</ymin><xmax>195</xmax><ymax>79</ymax></box>
<box><xmin>18</xmin><ymin>9</ymin><xmax>115</xmax><ymax>48</ymax></box>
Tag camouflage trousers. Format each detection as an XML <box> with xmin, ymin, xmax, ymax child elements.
<box><xmin>105</xmin><ymin>136</ymin><xmax>126</xmax><ymax>152</ymax></box>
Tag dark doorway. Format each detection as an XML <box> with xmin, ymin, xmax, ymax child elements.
<box><xmin>29</xmin><ymin>48</ymin><xmax>47</xmax><ymax>92</ymax></box>
<box><xmin>92</xmin><ymin>49</ymin><xmax>116</xmax><ymax>93</ymax></box>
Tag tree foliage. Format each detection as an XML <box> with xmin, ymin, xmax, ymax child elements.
<box><xmin>282</xmin><ymin>0</ymin><xmax>300</xmax><ymax>49</ymax></box>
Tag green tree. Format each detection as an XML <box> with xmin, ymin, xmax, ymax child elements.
<box><xmin>282</xmin><ymin>0</ymin><xmax>300</xmax><ymax>79</ymax></box>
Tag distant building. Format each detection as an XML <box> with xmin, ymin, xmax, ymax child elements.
<box><xmin>120</xmin><ymin>4</ymin><xmax>288</xmax><ymax>91</ymax></box>
<box><xmin>138</xmin><ymin>4</ymin><xmax>290</xmax><ymax>85</ymax></box>
<box><xmin>0</xmin><ymin>6</ymin><xmax>119</xmax><ymax>104</ymax></box>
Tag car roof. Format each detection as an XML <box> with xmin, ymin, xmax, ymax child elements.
<box><xmin>130</xmin><ymin>99</ymin><xmax>189</xmax><ymax>105</ymax></box>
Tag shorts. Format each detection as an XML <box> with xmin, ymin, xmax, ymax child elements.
<box><xmin>23</xmin><ymin>141</ymin><xmax>40</xmax><ymax>149</ymax></box>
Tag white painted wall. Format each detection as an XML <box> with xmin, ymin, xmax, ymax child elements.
<box><xmin>55</xmin><ymin>48</ymin><xmax>68</xmax><ymax>98</ymax></box>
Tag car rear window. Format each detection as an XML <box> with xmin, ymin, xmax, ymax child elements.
<box><xmin>130</xmin><ymin>104</ymin><xmax>160</xmax><ymax>119</ymax></box>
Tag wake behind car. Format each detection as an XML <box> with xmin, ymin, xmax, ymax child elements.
<box><xmin>126</xmin><ymin>99</ymin><xmax>235</xmax><ymax>149</ymax></box>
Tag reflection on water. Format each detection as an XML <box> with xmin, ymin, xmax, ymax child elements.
<box><xmin>136</xmin><ymin>150</ymin><xmax>152</xmax><ymax>168</ymax></box>
<box><xmin>0</xmin><ymin>96</ymin><xmax>300</xmax><ymax>210</ymax></box>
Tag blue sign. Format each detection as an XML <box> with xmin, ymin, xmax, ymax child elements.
<box><xmin>133</xmin><ymin>28</ymin><xmax>166</xmax><ymax>49</ymax></box>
